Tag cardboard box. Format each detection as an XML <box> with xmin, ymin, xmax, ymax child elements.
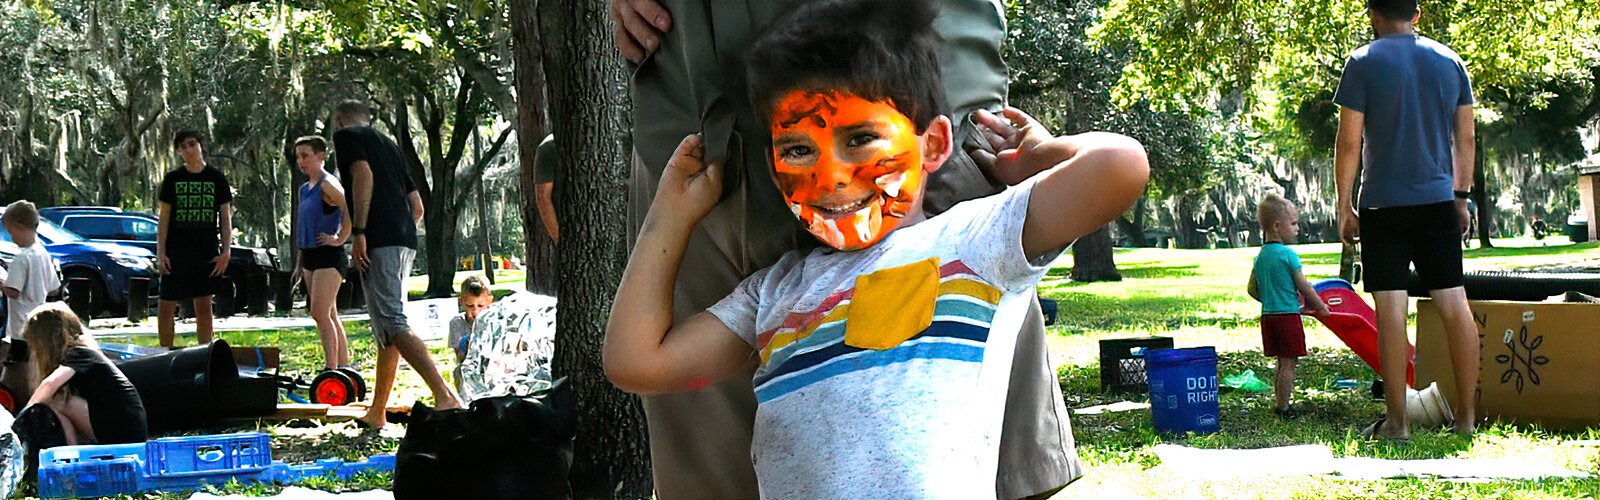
<box><xmin>1416</xmin><ymin>297</ymin><xmax>1600</xmax><ymax>431</ymax></box>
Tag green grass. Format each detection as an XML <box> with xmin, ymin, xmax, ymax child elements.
<box><xmin>57</xmin><ymin>240</ymin><xmax>1596</xmax><ymax>498</ymax></box>
<box><xmin>1044</xmin><ymin>240</ymin><xmax>1600</xmax><ymax>498</ymax></box>
<box><xmin>404</xmin><ymin>268</ymin><xmax>528</xmax><ymax>300</ymax></box>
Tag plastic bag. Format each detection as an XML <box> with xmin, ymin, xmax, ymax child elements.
<box><xmin>1220</xmin><ymin>370</ymin><xmax>1269</xmax><ymax>393</ymax></box>
<box><xmin>459</xmin><ymin>292</ymin><xmax>558</xmax><ymax>403</ymax></box>
<box><xmin>395</xmin><ymin>379</ymin><xmax>576</xmax><ymax>500</ymax></box>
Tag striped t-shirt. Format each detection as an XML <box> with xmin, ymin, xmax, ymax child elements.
<box><xmin>709</xmin><ymin>178</ymin><xmax>1060</xmax><ymax>498</ymax></box>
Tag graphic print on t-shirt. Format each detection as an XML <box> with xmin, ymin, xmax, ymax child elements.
<box><xmin>752</xmin><ymin>259</ymin><xmax>1002</xmax><ymax>404</ymax></box>
<box><xmin>171</xmin><ymin>180</ymin><xmax>218</xmax><ymax>225</ymax></box>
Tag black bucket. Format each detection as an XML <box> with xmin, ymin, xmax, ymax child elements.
<box><xmin>115</xmin><ymin>339</ymin><xmax>240</xmax><ymax>434</ymax></box>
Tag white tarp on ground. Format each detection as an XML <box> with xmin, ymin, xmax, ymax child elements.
<box><xmin>1153</xmin><ymin>444</ymin><xmax>1593</xmax><ymax>481</ymax></box>
<box><xmin>189</xmin><ymin>487</ymin><xmax>391</xmax><ymax>500</ymax></box>
<box><xmin>88</xmin><ymin>298</ymin><xmax>461</xmax><ymax>341</ymax></box>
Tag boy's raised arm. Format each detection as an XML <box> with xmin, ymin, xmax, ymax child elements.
<box><xmin>605</xmin><ymin>134</ymin><xmax>754</xmax><ymax>395</ymax></box>
<box><xmin>1292</xmin><ymin>269</ymin><xmax>1330</xmax><ymax>317</ymax></box>
<box><xmin>974</xmin><ymin>107</ymin><xmax>1150</xmax><ymax>260</ymax></box>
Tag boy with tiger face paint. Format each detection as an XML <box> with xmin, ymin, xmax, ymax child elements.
<box><xmin>606</xmin><ymin>0</ymin><xmax>1148</xmax><ymax>496</ymax></box>
<box><xmin>771</xmin><ymin>90</ymin><xmax>932</xmax><ymax>250</ymax></box>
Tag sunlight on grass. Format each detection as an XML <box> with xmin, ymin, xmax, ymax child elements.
<box><xmin>1045</xmin><ymin>242</ymin><xmax>1599</xmax><ymax>498</ymax></box>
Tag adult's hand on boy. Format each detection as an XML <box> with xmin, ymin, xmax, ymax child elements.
<box><xmin>609</xmin><ymin>0</ymin><xmax>673</xmax><ymax>63</ymax></box>
<box><xmin>652</xmin><ymin>134</ymin><xmax>722</xmax><ymax>228</ymax></box>
<box><xmin>972</xmin><ymin>107</ymin><xmax>1054</xmax><ymax>185</ymax></box>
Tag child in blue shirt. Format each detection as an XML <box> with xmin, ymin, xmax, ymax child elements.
<box><xmin>1249</xmin><ymin>194</ymin><xmax>1330</xmax><ymax>418</ymax></box>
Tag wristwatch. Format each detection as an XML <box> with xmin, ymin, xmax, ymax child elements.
<box><xmin>1454</xmin><ymin>190</ymin><xmax>1471</xmax><ymax>199</ymax></box>
<box><xmin>352</xmin><ymin>227</ymin><xmax>366</xmax><ymax>235</ymax></box>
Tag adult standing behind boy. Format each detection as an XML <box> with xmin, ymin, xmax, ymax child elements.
<box><xmin>158</xmin><ymin>130</ymin><xmax>233</xmax><ymax>349</ymax></box>
<box><xmin>331</xmin><ymin>100</ymin><xmax>463</xmax><ymax>430</ymax></box>
<box><xmin>611</xmin><ymin>0</ymin><xmax>1080</xmax><ymax>498</ymax></box>
<box><xmin>1334</xmin><ymin>0</ymin><xmax>1479</xmax><ymax>439</ymax></box>
<box><xmin>2</xmin><ymin>200</ymin><xmax>63</xmax><ymax>404</ymax></box>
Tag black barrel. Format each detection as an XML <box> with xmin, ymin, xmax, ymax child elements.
<box><xmin>115</xmin><ymin>339</ymin><xmax>240</xmax><ymax>433</ymax></box>
<box><xmin>246</xmin><ymin>272</ymin><xmax>269</xmax><ymax>316</ymax></box>
<box><xmin>65</xmin><ymin>277</ymin><xmax>93</xmax><ymax>319</ymax></box>
<box><xmin>214</xmin><ymin>278</ymin><xmax>236</xmax><ymax>318</ymax></box>
<box><xmin>1407</xmin><ymin>270</ymin><xmax>1600</xmax><ymax>301</ymax></box>
<box><xmin>271</xmin><ymin>270</ymin><xmax>294</xmax><ymax>313</ymax></box>
<box><xmin>126</xmin><ymin>277</ymin><xmax>150</xmax><ymax>323</ymax></box>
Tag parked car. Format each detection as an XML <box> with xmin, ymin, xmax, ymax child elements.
<box><xmin>0</xmin><ymin>219</ymin><xmax>157</xmax><ymax>317</ymax></box>
<box><xmin>44</xmin><ymin>207</ymin><xmax>282</xmax><ymax>311</ymax></box>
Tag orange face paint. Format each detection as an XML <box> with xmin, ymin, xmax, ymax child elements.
<box><xmin>770</xmin><ymin>90</ymin><xmax>926</xmax><ymax>251</ymax></box>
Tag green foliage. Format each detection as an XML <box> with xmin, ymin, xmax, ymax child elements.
<box><xmin>1007</xmin><ymin>0</ymin><xmax>1218</xmax><ymax>200</ymax></box>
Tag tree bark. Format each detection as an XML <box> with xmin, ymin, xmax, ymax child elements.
<box><xmin>1071</xmin><ymin>225</ymin><xmax>1122</xmax><ymax>282</ymax></box>
<box><xmin>540</xmin><ymin>0</ymin><xmax>653</xmax><ymax>496</ymax></box>
<box><xmin>512</xmin><ymin>0</ymin><xmax>558</xmax><ymax>296</ymax></box>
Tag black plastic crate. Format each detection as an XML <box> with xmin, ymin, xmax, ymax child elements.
<box><xmin>1098</xmin><ymin>336</ymin><xmax>1174</xmax><ymax>393</ymax></box>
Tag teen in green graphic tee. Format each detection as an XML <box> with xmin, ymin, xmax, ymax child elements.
<box><xmin>157</xmin><ymin>129</ymin><xmax>234</xmax><ymax>349</ymax></box>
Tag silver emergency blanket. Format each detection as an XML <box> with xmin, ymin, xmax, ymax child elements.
<box><xmin>458</xmin><ymin>292</ymin><xmax>557</xmax><ymax>402</ymax></box>
<box><xmin>0</xmin><ymin>410</ymin><xmax>24</xmax><ymax>497</ymax></box>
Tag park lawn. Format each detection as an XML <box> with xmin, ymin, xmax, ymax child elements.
<box><xmin>1043</xmin><ymin>239</ymin><xmax>1600</xmax><ymax>499</ymax></box>
<box><xmin>69</xmin><ymin>240</ymin><xmax>1599</xmax><ymax>498</ymax></box>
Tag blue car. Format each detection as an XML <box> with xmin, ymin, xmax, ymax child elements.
<box><xmin>0</xmin><ymin>219</ymin><xmax>157</xmax><ymax>317</ymax></box>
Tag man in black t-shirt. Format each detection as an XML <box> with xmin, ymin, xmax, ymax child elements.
<box><xmin>332</xmin><ymin>100</ymin><xmax>462</xmax><ymax>429</ymax></box>
<box><xmin>157</xmin><ymin>130</ymin><xmax>233</xmax><ymax>349</ymax></box>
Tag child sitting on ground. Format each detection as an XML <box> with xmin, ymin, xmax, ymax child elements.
<box><xmin>448</xmin><ymin>276</ymin><xmax>493</xmax><ymax>392</ymax></box>
<box><xmin>1248</xmin><ymin>193</ymin><xmax>1330</xmax><ymax>418</ymax></box>
<box><xmin>23</xmin><ymin>304</ymin><xmax>148</xmax><ymax>445</ymax></box>
<box><xmin>603</xmin><ymin>0</ymin><xmax>1149</xmax><ymax>496</ymax></box>
<box><xmin>3</xmin><ymin>200</ymin><xmax>63</xmax><ymax>406</ymax></box>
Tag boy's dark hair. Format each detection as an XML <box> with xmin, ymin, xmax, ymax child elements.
<box><xmin>459</xmin><ymin>275</ymin><xmax>490</xmax><ymax>298</ymax></box>
<box><xmin>744</xmin><ymin>0</ymin><xmax>947</xmax><ymax>133</ymax></box>
<box><xmin>294</xmin><ymin>135</ymin><xmax>328</xmax><ymax>153</ymax></box>
<box><xmin>334</xmin><ymin>100</ymin><xmax>371</xmax><ymax>125</ymax></box>
<box><xmin>173</xmin><ymin>130</ymin><xmax>206</xmax><ymax>150</ymax></box>
<box><xmin>1367</xmin><ymin>0</ymin><xmax>1417</xmax><ymax>21</ymax></box>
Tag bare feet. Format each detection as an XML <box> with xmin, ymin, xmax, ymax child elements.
<box><xmin>356</xmin><ymin>413</ymin><xmax>385</xmax><ymax>431</ymax></box>
<box><xmin>435</xmin><ymin>396</ymin><xmax>463</xmax><ymax>411</ymax></box>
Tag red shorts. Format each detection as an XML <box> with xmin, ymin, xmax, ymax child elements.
<box><xmin>1261</xmin><ymin>314</ymin><xmax>1307</xmax><ymax>358</ymax></box>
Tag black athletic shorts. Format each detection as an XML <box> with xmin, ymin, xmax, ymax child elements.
<box><xmin>159</xmin><ymin>265</ymin><xmax>222</xmax><ymax>301</ymax></box>
<box><xmin>300</xmin><ymin>246</ymin><xmax>348</xmax><ymax>272</ymax></box>
<box><xmin>1359</xmin><ymin>201</ymin><xmax>1465</xmax><ymax>293</ymax></box>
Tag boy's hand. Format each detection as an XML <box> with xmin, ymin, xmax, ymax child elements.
<box><xmin>1304</xmin><ymin>299</ymin><xmax>1331</xmax><ymax>318</ymax></box>
<box><xmin>210</xmin><ymin>250</ymin><xmax>230</xmax><ymax>277</ymax></box>
<box><xmin>972</xmin><ymin>107</ymin><xmax>1054</xmax><ymax>185</ymax></box>
<box><xmin>651</xmin><ymin>134</ymin><xmax>722</xmax><ymax>230</ymax></box>
<box><xmin>158</xmin><ymin>254</ymin><xmax>171</xmax><ymax>275</ymax></box>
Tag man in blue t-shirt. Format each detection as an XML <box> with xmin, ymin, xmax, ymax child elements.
<box><xmin>1333</xmin><ymin>0</ymin><xmax>1479</xmax><ymax>440</ymax></box>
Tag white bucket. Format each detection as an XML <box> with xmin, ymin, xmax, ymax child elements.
<box><xmin>1405</xmin><ymin>382</ymin><xmax>1454</xmax><ymax>429</ymax></box>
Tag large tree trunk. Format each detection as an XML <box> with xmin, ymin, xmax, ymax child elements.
<box><xmin>512</xmin><ymin>0</ymin><xmax>557</xmax><ymax>296</ymax></box>
<box><xmin>1071</xmin><ymin>225</ymin><xmax>1122</xmax><ymax>282</ymax></box>
<box><xmin>540</xmin><ymin>0</ymin><xmax>653</xmax><ymax>496</ymax></box>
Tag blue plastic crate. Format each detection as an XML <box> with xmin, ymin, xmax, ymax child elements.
<box><xmin>145</xmin><ymin>432</ymin><xmax>272</xmax><ymax>476</ymax></box>
<box><xmin>38</xmin><ymin>456</ymin><xmax>142</xmax><ymax>499</ymax></box>
<box><xmin>274</xmin><ymin>454</ymin><xmax>397</xmax><ymax>482</ymax></box>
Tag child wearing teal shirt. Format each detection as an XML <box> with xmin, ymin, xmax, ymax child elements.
<box><xmin>1249</xmin><ymin>194</ymin><xmax>1329</xmax><ymax>417</ymax></box>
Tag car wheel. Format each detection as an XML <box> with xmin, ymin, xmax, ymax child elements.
<box><xmin>63</xmin><ymin>269</ymin><xmax>107</xmax><ymax>317</ymax></box>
